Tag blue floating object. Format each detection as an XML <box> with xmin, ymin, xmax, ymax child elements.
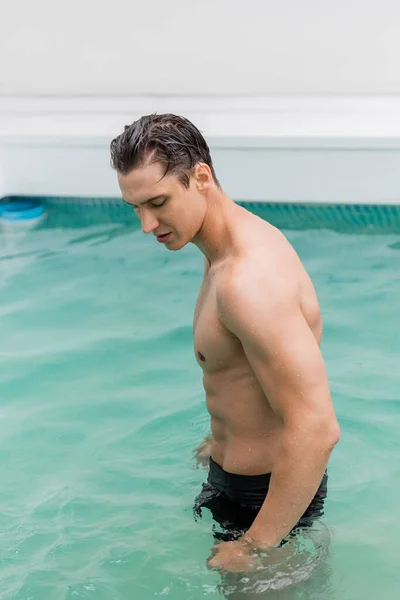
<box><xmin>0</xmin><ymin>200</ymin><xmax>46</xmax><ymax>221</ymax></box>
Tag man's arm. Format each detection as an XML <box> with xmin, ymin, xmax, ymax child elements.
<box><xmin>193</xmin><ymin>434</ymin><xmax>212</xmax><ymax>468</ymax></box>
<box><xmin>218</xmin><ymin>268</ymin><xmax>340</xmax><ymax>548</ymax></box>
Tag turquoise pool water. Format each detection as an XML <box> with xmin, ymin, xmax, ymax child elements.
<box><xmin>0</xmin><ymin>201</ymin><xmax>399</xmax><ymax>599</ymax></box>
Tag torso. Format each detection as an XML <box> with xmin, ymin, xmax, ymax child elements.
<box><xmin>193</xmin><ymin>208</ymin><xmax>322</xmax><ymax>475</ymax></box>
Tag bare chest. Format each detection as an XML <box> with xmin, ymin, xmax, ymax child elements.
<box><xmin>193</xmin><ymin>275</ymin><xmax>240</xmax><ymax>372</ymax></box>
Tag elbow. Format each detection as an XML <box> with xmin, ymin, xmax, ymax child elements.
<box><xmin>331</xmin><ymin>421</ymin><xmax>341</xmax><ymax>446</ymax></box>
<box><xmin>285</xmin><ymin>415</ymin><xmax>341</xmax><ymax>454</ymax></box>
<box><xmin>296</xmin><ymin>418</ymin><xmax>341</xmax><ymax>454</ymax></box>
<box><xmin>317</xmin><ymin>419</ymin><xmax>341</xmax><ymax>454</ymax></box>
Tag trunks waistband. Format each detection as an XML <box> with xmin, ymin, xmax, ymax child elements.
<box><xmin>208</xmin><ymin>456</ymin><xmax>272</xmax><ymax>506</ymax></box>
<box><xmin>208</xmin><ymin>456</ymin><xmax>328</xmax><ymax>511</ymax></box>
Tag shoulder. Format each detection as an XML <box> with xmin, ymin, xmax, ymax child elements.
<box><xmin>217</xmin><ymin>221</ymin><xmax>300</xmax><ymax>308</ymax></box>
<box><xmin>216</xmin><ymin>255</ymin><xmax>299</xmax><ymax>336</ymax></box>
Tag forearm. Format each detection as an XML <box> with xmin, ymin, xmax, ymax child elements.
<box><xmin>245</xmin><ymin>428</ymin><xmax>336</xmax><ymax>548</ymax></box>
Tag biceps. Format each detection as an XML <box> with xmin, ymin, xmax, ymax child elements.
<box><xmin>241</xmin><ymin>320</ymin><xmax>331</xmax><ymax>422</ymax></box>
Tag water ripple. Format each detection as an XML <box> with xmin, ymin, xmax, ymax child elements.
<box><xmin>0</xmin><ymin>213</ymin><xmax>399</xmax><ymax>598</ymax></box>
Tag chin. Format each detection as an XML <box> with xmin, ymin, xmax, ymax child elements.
<box><xmin>167</xmin><ymin>237</ymin><xmax>188</xmax><ymax>251</ymax></box>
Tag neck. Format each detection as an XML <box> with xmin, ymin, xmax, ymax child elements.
<box><xmin>191</xmin><ymin>189</ymin><xmax>239</xmax><ymax>264</ymax></box>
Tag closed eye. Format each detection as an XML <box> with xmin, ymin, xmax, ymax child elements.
<box><xmin>151</xmin><ymin>198</ymin><xmax>167</xmax><ymax>208</ymax></box>
<box><xmin>131</xmin><ymin>196</ymin><xmax>167</xmax><ymax>213</ymax></box>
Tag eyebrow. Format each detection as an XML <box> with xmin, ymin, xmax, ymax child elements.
<box><xmin>123</xmin><ymin>195</ymin><xmax>164</xmax><ymax>207</ymax></box>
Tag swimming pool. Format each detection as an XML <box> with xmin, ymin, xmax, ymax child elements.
<box><xmin>0</xmin><ymin>199</ymin><xmax>399</xmax><ymax>599</ymax></box>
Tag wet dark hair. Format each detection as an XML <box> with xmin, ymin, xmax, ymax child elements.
<box><xmin>110</xmin><ymin>113</ymin><xmax>220</xmax><ymax>188</ymax></box>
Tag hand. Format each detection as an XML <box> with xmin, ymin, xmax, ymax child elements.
<box><xmin>208</xmin><ymin>536</ymin><xmax>295</xmax><ymax>574</ymax></box>
<box><xmin>193</xmin><ymin>435</ymin><xmax>212</xmax><ymax>468</ymax></box>
<box><xmin>207</xmin><ymin>540</ymin><xmax>260</xmax><ymax>573</ymax></box>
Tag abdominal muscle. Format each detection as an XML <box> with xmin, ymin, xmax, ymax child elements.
<box><xmin>204</xmin><ymin>370</ymin><xmax>283</xmax><ymax>476</ymax></box>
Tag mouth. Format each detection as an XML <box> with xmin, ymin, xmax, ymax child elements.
<box><xmin>156</xmin><ymin>232</ymin><xmax>172</xmax><ymax>243</ymax></box>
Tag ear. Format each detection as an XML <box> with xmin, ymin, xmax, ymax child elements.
<box><xmin>193</xmin><ymin>163</ymin><xmax>213</xmax><ymax>192</ymax></box>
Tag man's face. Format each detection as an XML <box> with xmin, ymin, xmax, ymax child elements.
<box><xmin>118</xmin><ymin>162</ymin><xmax>206</xmax><ymax>251</ymax></box>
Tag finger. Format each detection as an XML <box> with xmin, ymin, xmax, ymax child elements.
<box><xmin>206</xmin><ymin>556</ymin><xmax>222</xmax><ymax>571</ymax></box>
<box><xmin>210</xmin><ymin>542</ymin><xmax>223</xmax><ymax>556</ymax></box>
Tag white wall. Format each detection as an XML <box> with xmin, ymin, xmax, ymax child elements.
<box><xmin>2</xmin><ymin>95</ymin><xmax>400</xmax><ymax>203</ymax></box>
<box><xmin>2</xmin><ymin>1</ymin><xmax>400</xmax><ymax>203</ymax></box>
<box><xmin>2</xmin><ymin>0</ymin><xmax>400</xmax><ymax>96</ymax></box>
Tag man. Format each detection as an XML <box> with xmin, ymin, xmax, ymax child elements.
<box><xmin>110</xmin><ymin>113</ymin><xmax>340</xmax><ymax>573</ymax></box>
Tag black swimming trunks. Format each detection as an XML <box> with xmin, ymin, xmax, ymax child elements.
<box><xmin>194</xmin><ymin>457</ymin><xmax>328</xmax><ymax>542</ymax></box>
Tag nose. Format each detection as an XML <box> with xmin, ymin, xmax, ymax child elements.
<box><xmin>140</xmin><ymin>209</ymin><xmax>159</xmax><ymax>234</ymax></box>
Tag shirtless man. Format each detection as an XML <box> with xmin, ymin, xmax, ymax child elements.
<box><xmin>110</xmin><ymin>113</ymin><xmax>340</xmax><ymax>573</ymax></box>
